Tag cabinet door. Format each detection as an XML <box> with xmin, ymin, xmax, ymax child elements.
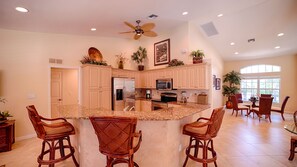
<box><xmin>89</xmin><ymin>90</ymin><xmax>100</xmax><ymax>109</ymax></box>
<box><xmin>100</xmin><ymin>67</ymin><xmax>111</xmax><ymax>89</ymax></box>
<box><xmin>100</xmin><ymin>89</ymin><xmax>111</xmax><ymax>110</ymax></box>
<box><xmin>173</xmin><ymin>67</ymin><xmax>187</xmax><ymax>89</ymax></box>
<box><xmin>135</xmin><ymin>100</ymin><xmax>141</xmax><ymax>111</ymax></box>
<box><xmin>197</xmin><ymin>65</ymin><xmax>209</xmax><ymax>89</ymax></box>
<box><xmin>141</xmin><ymin>100</ymin><xmax>152</xmax><ymax>112</ymax></box>
<box><xmin>89</xmin><ymin>67</ymin><xmax>100</xmax><ymax>89</ymax></box>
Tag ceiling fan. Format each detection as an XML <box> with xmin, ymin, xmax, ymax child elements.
<box><xmin>120</xmin><ymin>20</ymin><xmax>157</xmax><ymax>40</ymax></box>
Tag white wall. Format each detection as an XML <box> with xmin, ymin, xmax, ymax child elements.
<box><xmin>0</xmin><ymin>29</ymin><xmax>138</xmax><ymax>139</ymax></box>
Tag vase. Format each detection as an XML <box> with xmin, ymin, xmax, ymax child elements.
<box><xmin>193</xmin><ymin>57</ymin><xmax>203</xmax><ymax>64</ymax></box>
<box><xmin>118</xmin><ymin>61</ymin><xmax>124</xmax><ymax>69</ymax></box>
<box><xmin>138</xmin><ymin>65</ymin><xmax>144</xmax><ymax>71</ymax></box>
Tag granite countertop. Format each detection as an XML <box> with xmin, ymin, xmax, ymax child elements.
<box><xmin>58</xmin><ymin>104</ymin><xmax>210</xmax><ymax>121</ymax></box>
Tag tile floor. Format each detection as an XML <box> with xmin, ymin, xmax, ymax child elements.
<box><xmin>1</xmin><ymin>109</ymin><xmax>297</xmax><ymax>167</ymax></box>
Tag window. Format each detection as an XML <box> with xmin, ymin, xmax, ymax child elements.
<box><xmin>240</xmin><ymin>65</ymin><xmax>281</xmax><ymax>103</ymax></box>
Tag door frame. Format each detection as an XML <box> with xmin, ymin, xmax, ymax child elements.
<box><xmin>48</xmin><ymin>65</ymin><xmax>81</xmax><ymax>117</ymax></box>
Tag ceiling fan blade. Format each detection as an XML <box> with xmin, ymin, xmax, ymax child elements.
<box><xmin>134</xmin><ymin>34</ymin><xmax>141</xmax><ymax>40</ymax></box>
<box><xmin>143</xmin><ymin>31</ymin><xmax>157</xmax><ymax>37</ymax></box>
<box><xmin>141</xmin><ymin>23</ymin><xmax>155</xmax><ymax>31</ymax></box>
<box><xmin>119</xmin><ymin>31</ymin><xmax>135</xmax><ymax>34</ymax></box>
<box><xmin>124</xmin><ymin>21</ymin><xmax>136</xmax><ymax>30</ymax></box>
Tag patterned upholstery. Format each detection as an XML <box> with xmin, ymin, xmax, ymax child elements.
<box><xmin>182</xmin><ymin>107</ymin><xmax>225</xmax><ymax>167</ymax></box>
<box><xmin>89</xmin><ymin>116</ymin><xmax>142</xmax><ymax>167</ymax></box>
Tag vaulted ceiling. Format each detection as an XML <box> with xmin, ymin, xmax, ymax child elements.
<box><xmin>1</xmin><ymin>0</ymin><xmax>296</xmax><ymax>61</ymax></box>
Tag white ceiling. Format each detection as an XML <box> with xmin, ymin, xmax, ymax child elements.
<box><xmin>0</xmin><ymin>0</ymin><xmax>296</xmax><ymax>61</ymax></box>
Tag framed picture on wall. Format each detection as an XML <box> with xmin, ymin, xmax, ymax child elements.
<box><xmin>154</xmin><ymin>39</ymin><xmax>170</xmax><ymax>66</ymax></box>
<box><xmin>215</xmin><ymin>78</ymin><xmax>221</xmax><ymax>90</ymax></box>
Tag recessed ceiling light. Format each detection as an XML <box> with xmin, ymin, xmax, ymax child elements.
<box><xmin>277</xmin><ymin>33</ymin><xmax>284</xmax><ymax>37</ymax></box>
<box><xmin>182</xmin><ymin>11</ymin><xmax>188</xmax><ymax>15</ymax></box>
<box><xmin>235</xmin><ymin>52</ymin><xmax>239</xmax><ymax>55</ymax></box>
<box><xmin>217</xmin><ymin>14</ymin><xmax>223</xmax><ymax>17</ymax></box>
<box><xmin>274</xmin><ymin>46</ymin><xmax>280</xmax><ymax>49</ymax></box>
<box><xmin>15</xmin><ymin>7</ymin><xmax>29</xmax><ymax>13</ymax></box>
<box><xmin>91</xmin><ymin>28</ymin><xmax>96</xmax><ymax>31</ymax></box>
<box><xmin>230</xmin><ymin>42</ymin><xmax>235</xmax><ymax>46</ymax></box>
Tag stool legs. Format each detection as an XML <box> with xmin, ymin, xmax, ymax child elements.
<box><xmin>289</xmin><ymin>138</ymin><xmax>297</xmax><ymax>161</ymax></box>
<box><xmin>37</xmin><ymin>136</ymin><xmax>79</xmax><ymax>167</ymax></box>
<box><xmin>183</xmin><ymin>137</ymin><xmax>217</xmax><ymax>167</ymax></box>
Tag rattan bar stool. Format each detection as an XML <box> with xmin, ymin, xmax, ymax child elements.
<box><xmin>183</xmin><ymin>107</ymin><xmax>225</xmax><ymax>167</ymax></box>
<box><xmin>26</xmin><ymin>105</ymin><xmax>79</xmax><ymax>167</ymax></box>
<box><xmin>89</xmin><ymin>116</ymin><xmax>142</xmax><ymax>167</ymax></box>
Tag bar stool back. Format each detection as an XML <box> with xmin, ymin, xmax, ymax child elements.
<box><xmin>183</xmin><ymin>107</ymin><xmax>225</xmax><ymax>167</ymax></box>
<box><xmin>89</xmin><ymin>116</ymin><xmax>142</xmax><ymax>167</ymax></box>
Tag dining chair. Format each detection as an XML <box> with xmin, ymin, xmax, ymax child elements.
<box><xmin>89</xmin><ymin>116</ymin><xmax>142</xmax><ymax>167</ymax></box>
<box><xmin>271</xmin><ymin>96</ymin><xmax>290</xmax><ymax>121</ymax></box>
<box><xmin>26</xmin><ymin>105</ymin><xmax>79</xmax><ymax>167</ymax></box>
<box><xmin>260</xmin><ymin>94</ymin><xmax>272</xmax><ymax>97</ymax></box>
<box><xmin>235</xmin><ymin>93</ymin><xmax>243</xmax><ymax>103</ymax></box>
<box><xmin>182</xmin><ymin>106</ymin><xmax>225</xmax><ymax>167</ymax></box>
<box><xmin>250</xmin><ymin>97</ymin><xmax>273</xmax><ymax>122</ymax></box>
<box><xmin>230</xmin><ymin>95</ymin><xmax>249</xmax><ymax>117</ymax></box>
<box><xmin>289</xmin><ymin>111</ymin><xmax>297</xmax><ymax>160</ymax></box>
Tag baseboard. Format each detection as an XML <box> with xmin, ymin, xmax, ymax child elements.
<box><xmin>15</xmin><ymin>133</ymin><xmax>36</xmax><ymax>142</ymax></box>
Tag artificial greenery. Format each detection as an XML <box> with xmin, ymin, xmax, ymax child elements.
<box><xmin>222</xmin><ymin>70</ymin><xmax>241</xmax><ymax>99</ymax></box>
<box><xmin>131</xmin><ymin>46</ymin><xmax>147</xmax><ymax>64</ymax></box>
<box><xmin>0</xmin><ymin>98</ymin><xmax>12</xmax><ymax>120</ymax></box>
<box><xmin>168</xmin><ymin>59</ymin><xmax>184</xmax><ymax>67</ymax></box>
<box><xmin>190</xmin><ymin>50</ymin><xmax>205</xmax><ymax>58</ymax></box>
<box><xmin>80</xmin><ymin>56</ymin><xmax>108</xmax><ymax>66</ymax></box>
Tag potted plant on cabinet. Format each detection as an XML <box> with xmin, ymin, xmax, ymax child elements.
<box><xmin>131</xmin><ymin>46</ymin><xmax>147</xmax><ymax>71</ymax></box>
<box><xmin>115</xmin><ymin>53</ymin><xmax>128</xmax><ymax>69</ymax></box>
<box><xmin>0</xmin><ymin>98</ymin><xmax>12</xmax><ymax>123</ymax></box>
<box><xmin>222</xmin><ymin>70</ymin><xmax>241</xmax><ymax>109</ymax></box>
<box><xmin>190</xmin><ymin>49</ymin><xmax>205</xmax><ymax>64</ymax></box>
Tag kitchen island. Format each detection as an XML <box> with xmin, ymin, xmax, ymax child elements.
<box><xmin>59</xmin><ymin>103</ymin><xmax>210</xmax><ymax>167</ymax></box>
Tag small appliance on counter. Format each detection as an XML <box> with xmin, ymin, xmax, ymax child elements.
<box><xmin>197</xmin><ymin>93</ymin><xmax>208</xmax><ymax>104</ymax></box>
<box><xmin>146</xmin><ymin>89</ymin><xmax>151</xmax><ymax>99</ymax></box>
<box><xmin>180</xmin><ymin>91</ymin><xmax>187</xmax><ymax>103</ymax></box>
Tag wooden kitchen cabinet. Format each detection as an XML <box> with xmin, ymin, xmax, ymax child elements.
<box><xmin>82</xmin><ymin>65</ymin><xmax>112</xmax><ymax>109</ymax></box>
<box><xmin>141</xmin><ymin>100</ymin><xmax>152</xmax><ymax>112</ymax></box>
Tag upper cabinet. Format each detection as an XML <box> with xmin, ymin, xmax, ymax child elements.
<box><xmin>172</xmin><ymin>64</ymin><xmax>210</xmax><ymax>90</ymax></box>
<box><xmin>110</xmin><ymin>63</ymin><xmax>209</xmax><ymax>90</ymax></box>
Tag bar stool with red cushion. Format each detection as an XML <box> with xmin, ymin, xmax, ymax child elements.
<box><xmin>26</xmin><ymin>105</ymin><xmax>79</xmax><ymax>167</ymax></box>
<box><xmin>182</xmin><ymin>107</ymin><xmax>225</xmax><ymax>167</ymax></box>
<box><xmin>89</xmin><ymin>116</ymin><xmax>142</xmax><ymax>167</ymax></box>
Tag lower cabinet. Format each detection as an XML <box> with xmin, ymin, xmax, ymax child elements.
<box><xmin>135</xmin><ymin>100</ymin><xmax>152</xmax><ymax>112</ymax></box>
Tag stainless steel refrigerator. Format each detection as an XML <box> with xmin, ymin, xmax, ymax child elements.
<box><xmin>112</xmin><ymin>77</ymin><xmax>135</xmax><ymax>111</ymax></box>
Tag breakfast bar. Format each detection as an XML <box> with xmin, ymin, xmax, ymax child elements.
<box><xmin>59</xmin><ymin>104</ymin><xmax>210</xmax><ymax>167</ymax></box>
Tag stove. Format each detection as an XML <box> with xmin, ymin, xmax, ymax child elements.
<box><xmin>151</xmin><ymin>92</ymin><xmax>177</xmax><ymax>110</ymax></box>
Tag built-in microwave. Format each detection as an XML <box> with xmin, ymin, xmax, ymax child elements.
<box><xmin>156</xmin><ymin>78</ymin><xmax>173</xmax><ymax>90</ymax></box>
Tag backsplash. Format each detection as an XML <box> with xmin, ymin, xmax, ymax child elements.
<box><xmin>135</xmin><ymin>88</ymin><xmax>209</xmax><ymax>103</ymax></box>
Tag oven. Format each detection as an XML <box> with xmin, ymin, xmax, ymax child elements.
<box><xmin>151</xmin><ymin>92</ymin><xmax>177</xmax><ymax>111</ymax></box>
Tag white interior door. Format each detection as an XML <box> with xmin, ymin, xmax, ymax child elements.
<box><xmin>51</xmin><ymin>69</ymin><xmax>63</xmax><ymax>118</ymax></box>
<box><xmin>51</xmin><ymin>68</ymin><xmax>79</xmax><ymax>118</ymax></box>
